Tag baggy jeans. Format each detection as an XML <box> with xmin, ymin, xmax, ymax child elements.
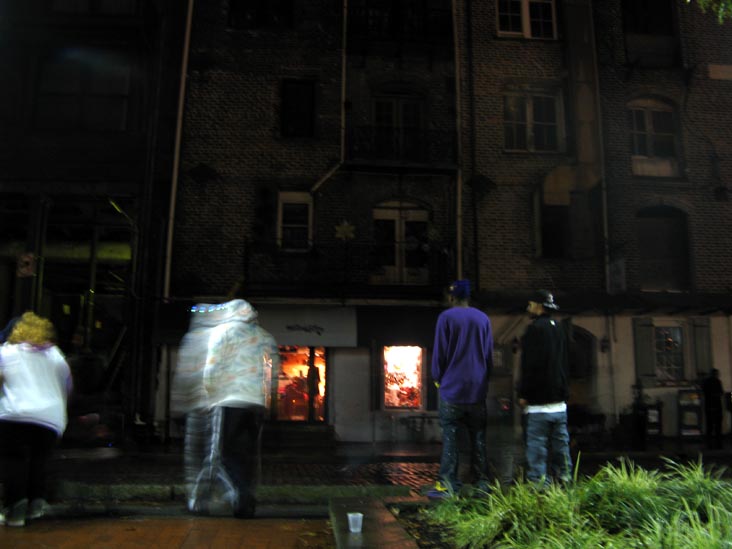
<box><xmin>438</xmin><ymin>397</ymin><xmax>489</xmax><ymax>490</ymax></box>
<box><xmin>525</xmin><ymin>410</ymin><xmax>572</xmax><ymax>484</ymax></box>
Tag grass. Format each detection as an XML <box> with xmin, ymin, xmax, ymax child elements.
<box><xmin>418</xmin><ymin>458</ymin><xmax>732</xmax><ymax>548</ymax></box>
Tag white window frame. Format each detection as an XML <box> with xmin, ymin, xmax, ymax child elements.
<box><xmin>503</xmin><ymin>91</ymin><xmax>564</xmax><ymax>153</ymax></box>
<box><xmin>276</xmin><ymin>191</ymin><xmax>313</xmax><ymax>251</ymax></box>
<box><xmin>628</xmin><ymin>98</ymin><xmax>680</xmax><ymax>177</ymax></box>
<box><xmin>497</xmin><ymin>0</ymin><xmax>557</xmax><ymax>40</ymax></box>
<box><xmin>370</xmin><ymin>201</ymin><xmax>430</xmax><ymax>285</ymax></box>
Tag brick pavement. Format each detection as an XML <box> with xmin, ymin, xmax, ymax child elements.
<box><xmin>0</xmin><ymin>516</ymin><xmax>335</xmax><ymax>548</ymax></box>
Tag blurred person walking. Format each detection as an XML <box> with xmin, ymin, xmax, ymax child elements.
<box><xmin>518</xmin><ymin>290</ymin><xmax>571</xmax><ymax>485</ymax></box>
<box><xmin>0</xmin><ymin>312</ymin><xmax>72</xmax><ymax>527</ymax></box>
<box><xmin>428</xmin><ymin>279</ymin><xmax>494</xmax><ymax>498</ymax></box>
<box><xmin>171</xmin><ymin>299</ymin><xmax>278</xmax><ymax>518</ymax></box>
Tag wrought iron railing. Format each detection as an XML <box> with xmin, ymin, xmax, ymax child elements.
<box><xmin>243</xmin><ymin>239</ymin><xmax>455</xmax><ymax>298</ymax></box>
<box><xmin>346</xmin><ymin>126</ymin><xmax>456</xmax><ymax>165</ymax></box>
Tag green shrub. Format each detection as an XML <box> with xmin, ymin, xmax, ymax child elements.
<box><xmin>419</xmin><ymin>459</ymin><xmax>732</xmax><ymax>549</ymax></box>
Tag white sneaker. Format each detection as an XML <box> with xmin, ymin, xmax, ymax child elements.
<box><xmin>0</xmin><ymin>498</ymin><xmax>28</xmax><ymax>527</ymax></box>
<box><xmin>27</xmin><ymin>498</ymin><xmax>50</xmax><ymax>520</ymax></box>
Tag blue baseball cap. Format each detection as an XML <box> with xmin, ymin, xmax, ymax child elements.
<box><xmin>448</xmin><ymin>279</ymin><xmax>471</xmax><ymax>300</ymax></box>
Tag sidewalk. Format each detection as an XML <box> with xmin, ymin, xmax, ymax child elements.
<box><xmin>5</xmin><ymin>436</ymin><xmax>732</xmax><ymax>548</ymax></box>
<box><xmin>43</xmin><ymin>435</ymin><xmax>732</xmax><ymax>506</ymax></box>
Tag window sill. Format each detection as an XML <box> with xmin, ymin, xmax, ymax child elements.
<box><xmin>503</xmin><ymin>149</ymin><xmax>565</xmax><ymax>155</ymax></box>
<box><xmin>495</xmin><ymin>33</ymin><xmax>558</xmax><ymax>41</ymax></box>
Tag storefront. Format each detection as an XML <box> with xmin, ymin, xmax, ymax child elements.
<box><xmin>256</xmin><ymin>304</ymin><xmax>357</xmax><ymax>426</ymax></box>
<box><xmin>258</xmin><ymin>303</ymin><xmax>443</xmax><ymax>442</ymax></box>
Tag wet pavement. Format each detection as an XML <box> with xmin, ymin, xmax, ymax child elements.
<box><xmin>0</xmin><ymin>516</ymin><xmax>335</xmax><ymax>548</ymax></box>
<box><xmin>3</xmin><ymin>428</ymin><xmax>732</xmax><ymax>548</ymax></box>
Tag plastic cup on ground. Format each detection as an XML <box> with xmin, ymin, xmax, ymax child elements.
<box><xmin>347</xmin><ymin>512</ymin><xmax>363</xmax><ymax>533</ymax></box>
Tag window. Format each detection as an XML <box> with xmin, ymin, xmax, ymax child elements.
<box><xmin>633</xmin><ymin>318</ymin><xmax>711</xmax><ymax>387</ymax></box>
<box><xmin>497</xmin><ymin>0</ymin><xmax>556</xmax><ymax>39</ymax></box>
<box><xmin>35</xmin><ymin>50</ymin><xmax>131</xmax><ymax>131</ymax></box>
<box><xmin>281</xmin><ymin>79</ymin><xmax>315</xmax><ymax>138</ymax></box>
<box><xmin>51</xmin><ymin>0</ymin><xmax>136</xmax><ymax>14</ymax></box>
<box><xmin>628</xmin><ymin>99</ymin><xmax>680</xmax><ymax>176</ymax></box>
<box><xmin>229</xmin><ymin>0</ymin><xmax>293</xmax><ymax>29</ymax></box>
<box><xmin>348</xmin><ymin>0</ymin><xmax>452</xmax><ymax>43</ymax></box>
<box><xmin>653</xmin><ymin>326</ymin><xmax>684</xmax><ymax>382</ymax></box>
<box><xmin>637</xmin><ymin>206</ymin><xmax>689</xmax><ymax>291</ymax></box>
<box><xmin>622</xmin><ymin>0</ymin><xmax>678</xmax><ymax>67</ymax></box>
<box><xmin>277</xmin><ymin>192</ymin><xmax>312</xmax><ymax>251</ymax></box>
<box><xmin>504</xmin><ymin>93</ymin><xmax>562</xmax><ymax>152</ymax></box>
<box><xmin>622</xmin><ymin>0</ymin><xmax>673</xmax><ymax>35</ymax></box>
<box><xmin>275</xmin><ymin>346</ymin><xmax>326</xmax><ymax>421</ymax></box>
<box><xmin>383</xmin><ymin>345</ymin><xmax>423</xmax><ymax>409</ymax></box>
<box><xmin>373</xmin><ymin>96</ymin><xmax>424</xmax><ymax>160</ymax></box>
<box><xmin>371</xmin><ymin>201</ymin><xmax>430</xmax><ymax>285</ymax></box>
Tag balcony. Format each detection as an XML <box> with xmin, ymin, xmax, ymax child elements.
<box><xmin>345</xmin><ymin>126</ymin><xmax>456</xmax><ymax>170</ymax></box>
<box><xmin>241</xmin><ymin>239</ymin><xmax>455</xmax><ymax>300</ymax></box>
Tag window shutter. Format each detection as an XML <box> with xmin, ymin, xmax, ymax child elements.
<box><xmin>691</xmin><ymin>317</ymin><xmax>712</xmax><ymax>375</ymax></box>
<box><xmin>632</xmin><ymin>317</ymin><xmax>655</xmax><ymax>384</ymax></box>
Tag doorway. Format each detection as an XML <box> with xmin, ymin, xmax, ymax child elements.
<box><xmin>275</xmin><ymin>346</ymin><xmax>326</xmax><ymax>422</ymax></box>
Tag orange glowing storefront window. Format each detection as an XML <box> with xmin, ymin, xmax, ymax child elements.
<box><xmin>276</xmin><ymin>346</ymin><xmax>326</xmax><ymax>421</ymax></box>
<box><xmin>383</xmin><ymin>345</ymin><xmax>423</xmax><ymax>409</ymax></box>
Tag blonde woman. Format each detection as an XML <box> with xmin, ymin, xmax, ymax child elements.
<box><xmin>0</xmin><ymin>312</ymin><xmax>72</xmax><ymax>527</ymax></box>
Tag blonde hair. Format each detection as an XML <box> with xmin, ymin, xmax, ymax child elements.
<box><xmin>7</xmin><ymin>311</ymin><xmax>56</xmax><ymax>346</ymax></box>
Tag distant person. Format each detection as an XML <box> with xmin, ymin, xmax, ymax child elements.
<box><xmin>0</xmin><ymin>312</ymin><xmax>72</xmax><ymax>527</ymax></box>
<box><xmin>702</xmin><ymin>368</ymin><xmax>724</xmax><ymax>449</ymax></box>
<box><xmin>518</xmin><ymin>290</ymin><xmax>571</xmax><ymax>485</ymax></box>
<box><xmin>428</xmin><ymin>279</ymin><xmax>494</xmax><ymax>498</ymax></box>
<box><xmin>171</xmin><ymin>299</ymin><xmax>278</xmax><ymax>518</ymax></box>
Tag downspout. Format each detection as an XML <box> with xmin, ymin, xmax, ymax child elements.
<box><xmin>161</xmin><ymin>0</ymin><xmax>194</xmax><ymax>440</ymax></box>
<box><xmin>310</xmin><ymin>0</ymin><xmax>346</xmax><ymax>194</ymax></box>
<box><xmin>466</xmin><ymin>0</ymin><xmax>479</xmax><ymax>289</ymax></box>
<box><xmin>451</xmin><ymin>0</ymin><xmax>464</xmax><ymax>279</ymax></box>
<box><xmin>163</xmin><ymin>0</ymin><xmax>194</xmax><ymax>300</ymax></box>
<box><xmin>587</xmin><ymin>0</ymin><xmax>618</xmax><ymax>423</ymax></box>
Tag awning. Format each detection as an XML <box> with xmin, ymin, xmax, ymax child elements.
<box><xmin>255</xmin><ymin>305</ymin><xmax>357</xmax><ymax>347</ymax></box>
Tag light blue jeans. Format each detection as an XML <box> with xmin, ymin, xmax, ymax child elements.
<box><xmin>525</xmin><ymin>411</ymin><xmax>572</xmax><ymax>484</ymax></box>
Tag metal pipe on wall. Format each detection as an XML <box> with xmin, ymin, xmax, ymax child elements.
<box><xmin>451</xmin><ymin>0</ymin><xmax>464</xmax><ymax>279</ymax></box>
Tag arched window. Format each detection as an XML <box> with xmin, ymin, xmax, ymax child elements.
<box><xmin>636</xmin><ymin>206</ymin><xmax>689</xmax><ymax>291</ymax></box>
<box><xmin>627</xmin><ymin>98</ymin><xmax>680</xmax><ymax>177</ymax></box>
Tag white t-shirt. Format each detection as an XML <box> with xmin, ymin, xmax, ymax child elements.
<box><xmin>0</xmin><ymin>343</ymin><xmax>72</xmax><ymax>436</ymax></box>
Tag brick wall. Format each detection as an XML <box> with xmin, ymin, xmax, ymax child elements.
<box><xmin>595</xmin><ymin>0</ymin><xmax>732</xmax><ymax>293</ymax></box>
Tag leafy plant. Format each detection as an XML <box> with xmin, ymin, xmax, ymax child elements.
<box><xmin>416</xmin><ymin>459</ymin><xmax>732</xmax><ymax>548</ymax></box>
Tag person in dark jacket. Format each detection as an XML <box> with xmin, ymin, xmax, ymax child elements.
<box><xmin>428</xmin><ymin>279</ymin><xmax>494</xmax><ymax>498</ymax></box>
<box><xmin>702</xmin><ymin>368</ymin><xmax>724</xmax><ymax>449</ymax></box>
<box><xmin>518</xmin><ymin>290</ymin><xmax>571</xmax><ymax>485</ymax></box>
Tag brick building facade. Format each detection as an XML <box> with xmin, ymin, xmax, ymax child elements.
<box><xmin>163</xmin><ymin>0</ymin><xmax>732</xmax><ymax>446</ymax></box>
<box><xmin>7</xmin><ymin>1</ymin><xmax>729</xmax><ymax>445</ymax></box>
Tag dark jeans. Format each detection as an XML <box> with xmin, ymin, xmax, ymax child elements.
<box><xmin>0</xmin><ymin>420</ymin><xmax>58</xmax><ymax>506</ymax></box>
<box><xmin>706</xmin><ymin>406</ymin><xmax>723</xmax><ymax>449</ymax></box>
<box><xmin>525</xmin><ymin>411</ymin><xmax>572</xmax><ymax>484</ymax></box>
<box><xmin>185</xmin><ymin>405</ymin><xmax>264</xmax><ymax>517</ymax></box>
<box><xmin>438</xmin><ymin>397</ymin><xmax>489</xmax><ymax>489</ymax></box>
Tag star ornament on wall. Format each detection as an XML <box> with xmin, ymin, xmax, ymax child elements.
<box><xmin>334</xmin><ymin>219</ymin><xmax>355</xmax><ymax>241</ymax></box>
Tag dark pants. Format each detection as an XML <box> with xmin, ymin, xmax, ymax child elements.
<box><xmin>0</xmin><ymin>420</ymin><xmax>57</xmax><ymax>506</ymax></box>
<box><xmin>184</xmin><ymin>405</ymin><xmax>264</xmax><ymax>517</ymax></box>
<box><xmin>706</xmin><ymin>406</ymin><xmax>723</xmax><ymax>449</ymax></box>
<box><xmin>437</xmin><ymin>398</ymin><xmax>489</xmax><ymax>489</ymax></box>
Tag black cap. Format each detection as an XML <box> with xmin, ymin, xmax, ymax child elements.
<box><xmin>531</xmin><ymin>289</ymin><xmax>559</xmax><ymax>310</ymax></box>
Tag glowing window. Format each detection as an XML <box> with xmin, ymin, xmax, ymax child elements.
<box><xmin>383</xmin><ymin>345</ymin><xmax>423</xmax><ymax>409</ymax></box>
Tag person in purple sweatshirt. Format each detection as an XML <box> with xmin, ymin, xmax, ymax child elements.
<box><xmin>427</xmin><ymin>279</ymin><xmax>494</xmax><ymax>499</ymax></box>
